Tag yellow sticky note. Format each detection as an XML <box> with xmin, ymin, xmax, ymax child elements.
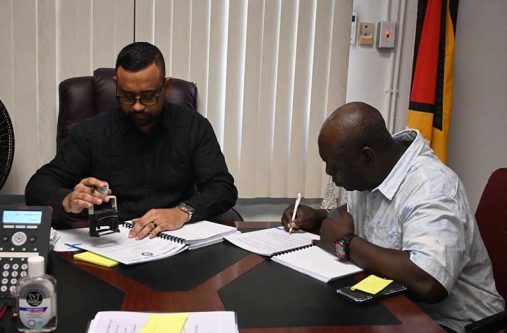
<box><xmin>73</xmin><ymin>251</ymin><xmax>119</xmax><ymax>268</ymax></box>
<box><xmin>141</xmin><ymin>313</ymin><xmax>188</xmax><ymax>333</ymax></box>
<box><xmin>351</xmin><ymin>275</ymin><xmax>393</xmax><ymax>295</ymax></box>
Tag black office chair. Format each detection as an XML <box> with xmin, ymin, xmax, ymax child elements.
<box><xmin>465</xmin><ymin>168</ymin><xmax>507</xmax><ymax>333</ymax></box>
<box><xmin>0</xmin><ymin>100</ymin><xmax>15</xmax><ymax>191</ymax></box>
<box><xmin>57</xmin><ymin>68</ymin><xmax>243</xmax><ymax>223</ymax></box>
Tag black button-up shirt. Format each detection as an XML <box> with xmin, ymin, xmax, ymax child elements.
<box><xmin>25</xmin><ymin>103</ymin><xmax>237</xmax><ymax>223</ymax></box>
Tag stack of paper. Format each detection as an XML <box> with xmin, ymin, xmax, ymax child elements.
<box><xmin>87</xmin><ymin>311</ymin><xmax>238</xmax><ymax>333</ymax></box>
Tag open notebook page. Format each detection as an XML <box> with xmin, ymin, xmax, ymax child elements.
<box><xmin>272</xmin><ymin>245</ymin><xmax>362</xmax><ymax>283</ymax></box>
<box><xmin>224</xmin><ymin>227</ymin><xmax>319</xmax><ymax>256</ymax></box>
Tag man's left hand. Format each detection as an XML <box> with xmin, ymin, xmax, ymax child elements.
<box><xmin>319</xmin><ymin>210</ymin><xmax>355</xmax><ymax>244</ymax></box>
<box><xmin>128</xmin><ymin>208</ymin><xmax>189</xmax><ymax>240</ymax></box>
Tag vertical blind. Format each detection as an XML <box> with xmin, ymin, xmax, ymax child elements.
<box><xmin>0</xmin><ymin>0</ymin><xmax>351</xmax><ymax>198</ymax></box>
<box><xmin>138</xmin><ymin>0</ymin><xmax>352</xmax><ymax>198</ymax></box>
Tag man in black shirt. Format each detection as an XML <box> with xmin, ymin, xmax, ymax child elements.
<box><xmin>25</xmin><ymin>42</ymin><xmax>237</xmax><ymax>240</ymax></box>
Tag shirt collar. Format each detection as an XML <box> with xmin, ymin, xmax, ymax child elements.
<box><xmin>373</xmin><ymin>129</ymin><xmax>426</xmax><ymax>200</ymax></box>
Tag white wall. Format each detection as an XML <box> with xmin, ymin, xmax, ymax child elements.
<box><xmin>346</xmin><ymin>0</ymin><xmax>417</xmax><ymax>133</ymax></box>
<box><xmin>448</xmin><ymin>0</ymin><xmax>507</xmax><ymax>212</ymax></box>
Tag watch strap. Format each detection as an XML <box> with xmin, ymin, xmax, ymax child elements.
<box><xmin>336</xmin><ymin>232</ymin><xmax>356</xmax><ymax>261</ymax></box>
<box><xmin>177</xmin><ymin>202</ymin><xmax>194</xmax><ymax>222</ymax></box>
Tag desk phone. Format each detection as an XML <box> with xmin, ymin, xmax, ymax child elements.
<box><xmin>0</xmin><ymin>206</ymin><xmax>52</xmax><ymax>299</ymax></box>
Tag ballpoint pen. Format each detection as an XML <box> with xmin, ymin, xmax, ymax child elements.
<box><xmin>289</xmin><ymin>192</ymin><xmax>302</xmax><ymax>234</ymax></box>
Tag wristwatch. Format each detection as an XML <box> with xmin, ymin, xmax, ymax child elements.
<box><xmin>334</xmin><ymin>233</ymin><xmax>356</xmax><ymax>262</ymax></box>
<box><xmin>177</xmin><ymin>202</ymin><xmax>194</xmax><ymax>222</ymax></box>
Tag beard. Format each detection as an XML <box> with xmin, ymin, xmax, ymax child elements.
<box><xmin>126</xmin><ymin>110</ymin><xmax>161</xmax><ymax>128</ymax></box>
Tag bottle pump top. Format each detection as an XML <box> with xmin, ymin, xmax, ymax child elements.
<box><xmin>28</xmin><ymin>256</ymin><xmax>45</xmax><ymax>278</ymax></box>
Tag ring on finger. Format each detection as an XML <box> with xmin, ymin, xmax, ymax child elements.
<box><xmin>150</xmin><ymin>221</ymin><xmax>158</xmax><ymax>228</ymax></box>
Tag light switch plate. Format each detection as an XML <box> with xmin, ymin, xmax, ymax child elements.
<box><xmin>358</xmin><ymin>22</ymin><xmax>374</xmax><ymax>46</ymax></box>
<box><xmin>377</xmin><ymin>21</ymin><xmax>396</xmax><ymax>48</ymax></box>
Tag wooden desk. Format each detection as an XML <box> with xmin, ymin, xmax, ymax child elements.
<box><xmin>48</xmin><ymin>221</ymin><xmax>443</xmax><ymax>333</ymax></box>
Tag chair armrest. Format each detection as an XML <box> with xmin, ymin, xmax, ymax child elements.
<box><xmin>465</xmin><ymin>310</ymin><xmax>507</xmax><ymax>333</ymax></box>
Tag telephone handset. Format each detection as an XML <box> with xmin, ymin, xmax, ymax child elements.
<box><xmin>0</xmin><ymin>206</ymin><xmax>52</xmax><ymax>299</ymax></box>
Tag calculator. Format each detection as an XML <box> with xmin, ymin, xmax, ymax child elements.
<box><xmin>0</xmin><ymin>206</ymin><xmax>52</xmax><ymax>299</ymax></box>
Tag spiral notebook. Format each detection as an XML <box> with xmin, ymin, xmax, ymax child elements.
<box><xmin>55</xmin><ymin>221</ymin><xmax>239</xmax><ymax>265</ymax></box>
<box><xmin>224</xmin><ymin>227</ymin><xmax>319</xmax><ymax>256</ymax></box>
<box><xmin>271</xmin><ymin>245</ymin><xmax>363</xmax><ymax>283</ymax></box>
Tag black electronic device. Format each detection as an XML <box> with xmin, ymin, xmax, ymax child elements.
<box><xmin>0</xmin><ymin>206</ymin><xmax>52</xmax><ymax>299</ymax></box>
<box><xmin>337</xmin><ymin>281</ymin><xmax>407</xmax><ymax>303</ymax></box>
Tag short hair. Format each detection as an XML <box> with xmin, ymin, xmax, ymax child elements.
<box><xmin>115</xmin><ymin>42</ymin><xmax>165</xmax><ymax>78</ymax></box>
<box><xmin>322</xmin><ymin>102</ymin><xmax>393</xmax><ymax>153</ymax></box>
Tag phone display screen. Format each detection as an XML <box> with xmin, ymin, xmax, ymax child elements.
<box><xmin>2</xmin><ymin>210</ymin><xmax>43</xmax><ymax>224</ymax></box>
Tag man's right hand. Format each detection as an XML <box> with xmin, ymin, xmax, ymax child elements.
<box><xmin>281</xmin><ymin>204</ymin><xmax>327</xmax><ymax>232</ymax></box>
<box><xmin>62</xmin><ymin>177</ymin><xmax>110</xmax><ymax>214</ymax></box>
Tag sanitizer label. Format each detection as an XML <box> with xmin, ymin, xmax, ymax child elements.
<box><xmin>19</xmin><ymin>290</ymin><xmax>53</xmax><ymax>329</ymax></box>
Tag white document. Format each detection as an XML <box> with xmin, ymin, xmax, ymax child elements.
<box><xmin>224</xmin><ymin>227</ymin><xmax>319</xmax><ymax>256</ymax></box>
<box><xmin>87</xmin><ymin>311</ymin><xmax>238</xmax><ymax>333</ymax></box>
<box><xmin>272</xmin><ymin>245</ymin><xmax>363</xmax><ymax>283</ymax></box>
<box><xmin>51</xmin><ymin>228</ymin><xmax>87</xmax><ymax>252</ymax></box>
<box><xmin>53</xmin><ymin>227</ymin><xmax>187</xmax><ymax>265</ymax></box>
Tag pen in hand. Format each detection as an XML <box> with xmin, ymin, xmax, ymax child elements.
<box><xmin>289</xmin><ymin>192</ymin><xmax>302</xmax><ymax>234</ymax></box>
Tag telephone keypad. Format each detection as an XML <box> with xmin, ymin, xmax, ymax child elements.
<box><xmin>0</xmin><ymin>257</ymin><xmax>28</xmax><ymax>298</ymax></box>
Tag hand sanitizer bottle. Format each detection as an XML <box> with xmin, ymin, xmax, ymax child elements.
<box><xmin>16</xmin><ymin>256</ymin><xmax>57</xmax><ymax>332</ymax></box>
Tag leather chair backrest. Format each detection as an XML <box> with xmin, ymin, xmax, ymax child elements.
<box><xmin>57</xmin><ymin>68</ymin><xmax>198</xmax><ymax>151</ymax></box>
<box><xmin>475</xmin><ymin>168</ymin><xmax>507</xmax><ymax>301</ymax></box>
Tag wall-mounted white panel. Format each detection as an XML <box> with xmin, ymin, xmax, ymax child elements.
<box><xmin>448</xmin><ymin>0</ymin><xmax>507</xmax><ymax>212</ymax></box>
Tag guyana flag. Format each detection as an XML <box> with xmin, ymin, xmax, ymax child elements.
<box><xmin>407</xmin><ymin>0</ymin><xmax>459</xmax><ymax>163</ymax></box>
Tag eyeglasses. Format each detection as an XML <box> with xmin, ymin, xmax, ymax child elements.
<box><xmin>116</xmin><ymin>80</ymin><xmax>165</xmax><ymax>106</ymax></box>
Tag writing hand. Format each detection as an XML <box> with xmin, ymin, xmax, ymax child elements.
<box><xmin>281</xmin><ymin>204</ymin><xmax>326</xmax><ymax>232</ymax></box>
<box><xmin>128</xmin><ymin>207</ymin><xmax>189</xmax><ymax>240</ymax></box>
<box><xmin>62</xmin><ymin>177</ymin><xmax>110</xmax><ymax>214</ymax></box>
